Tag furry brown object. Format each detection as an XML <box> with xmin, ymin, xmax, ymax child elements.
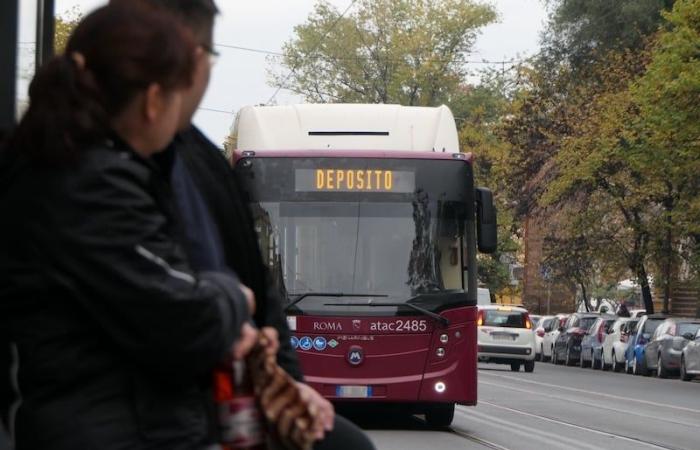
<box><xmin>246</xmin><ymin>335</ymin><xmax>319</xmax><ymax>450</ymax></box>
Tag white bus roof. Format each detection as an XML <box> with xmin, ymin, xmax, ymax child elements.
<box><xmin>234</xmin><ymin>104</ymin><xmax>459</xmax><ymax>152</ymax></box>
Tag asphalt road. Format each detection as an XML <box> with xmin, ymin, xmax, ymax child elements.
<box><xmin>350</xmin><ymin>361</ymin><xmax>700</xmax><ymax>450</ymax></box>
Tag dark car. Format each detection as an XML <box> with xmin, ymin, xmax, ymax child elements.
<box><xmin>624</xmin><ymin>313</ymin><xmax>668</xmax><ymax>375</ymax></box>
<box><xmin>644</xmin><ymin>318</ymin><xmax>700</xmax><ymax>378</ymax></box>
<box><xmin>552</xmin><ymin>313</ymin><xmax>600</xmax><ymax>366</ymax></box>
<box><xmin>580</xmin><ymin>316</ymin><xmax>617</xmax><ymax>369</ymax></box>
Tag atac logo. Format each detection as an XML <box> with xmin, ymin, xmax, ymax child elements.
<box><xmin>313</xmin><ymin>321</ymin><xmax>343</xmax><ymax>332</ymax></box>
<box><xmin>346</xmin><ymin>345</ymin><xmax>364</xmax><ymax>366</ymax></box>
<box><xmin>352</xmin><ymin>320</ymin><xmax>362</xmax><ymax>331</ymax></box>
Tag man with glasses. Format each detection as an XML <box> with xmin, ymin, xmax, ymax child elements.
<box><xmin>122</xmin><ymin>1</ymin><xmax>375</xmax><ymax>449</ymax></box>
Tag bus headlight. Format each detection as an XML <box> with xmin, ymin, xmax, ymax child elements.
<box><xmin>436</xmin><ymin>347</ymin><xmax>445</xmax><ymax>358</ymax></box>
<box><xmin>434</xmin><ymin>382</ymin><xmax>446</xmax><ymax>393</ymax></box>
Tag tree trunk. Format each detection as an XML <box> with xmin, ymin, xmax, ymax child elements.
<box><xmin>662</xmin><ymin>191</ymin><xmax>674</xmax><ymax>314</ymax></box>
<box><xmin>662</xmin><ymin>224</ymin><xmax>672</xmax><ymax>314</ymax></box>
<box><xmin>579</xmin><ymin>281</ymin><xmax>590</xmax><ymax>312</ymax></box>
<box><xmin>637</xmin><ymin>263</ymin><xmax>654</xmax><ymax>314</ymax></box>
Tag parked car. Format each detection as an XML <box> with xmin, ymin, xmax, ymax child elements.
<box><xmin>629</xmin><ymin>309</ymin><xmax>648</xmax><ymax>319</ymax></box>
<box><xmin>543</xmin><ymin>314</ymin><xmax>569</xmax><ymax>362</ymax></box>
<box><xmin>602</xmin><ymin>318</ymin><xmax>638</xmax><ymax>372</ymax></box>
<box><xmin>645</xmin><ymin>318</ymin><xmax>700</xmax><ymax>378</ymax></box>
<box><xmin>477</xmin><ymin>305</ymin><xmax>536</xmax><ymax>372</ymax></box>
<box><xmin>534</xmin><ymin>316</ymin><xmax>555</xmax><ymax>361</ymax></box>
<box><xmin>624</xmin><ymin>313</ymin><xmax>667</xmax><ymax>375</ymax></box>
<box><xmin>553</xmin><ymin>313</ymin><xmax>600</xmax><ymax>366</ymax></box>
<box><xmin>580</xmin><ymin>316</ymin><xmax>617</xmax><ymax>369</ymax></box>
<box><xmin>681</xmin><ymin>327</ymin><xmax>700</xmax><ymax>381</ymax></box>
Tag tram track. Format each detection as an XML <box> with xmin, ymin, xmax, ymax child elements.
<box><xmin>448</xmin><ymin>427</ymin><xmax>513</xmax><ymax>450</ymax></box>
<box><xmin>468</xmin><ymin>401</ymin><xmax>685</xmax><ymax>450</ymax></box>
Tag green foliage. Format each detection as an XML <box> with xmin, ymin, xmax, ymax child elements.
<box><xmin>542</xmin><ymin>0</ymin><xmax>674</xmax><ymax>71</ymax></box>
<box><xmin>270</xmin><ymin>0</ymin><xmax>497</xmax><ymax>104</ymax></box>
<box><xmin>54</xmin><ymin>8</ymin><xmax>82</xmax><ymax>54</ymax></box>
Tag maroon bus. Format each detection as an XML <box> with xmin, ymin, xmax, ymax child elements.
<box><xmin>232</xmin><ymin>104</ymin><xmax>497</xmax><ymax>426</ymax></box>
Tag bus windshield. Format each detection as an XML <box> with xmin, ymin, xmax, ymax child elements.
<box><xmin>237</xmin><ymin>156</ymin><xmax>475</xmax><ymax>315</ymax></box>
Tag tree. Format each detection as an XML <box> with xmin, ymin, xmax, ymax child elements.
<box><xmin>542</xmin><ymin>0</ymin><xmax>674</xmax><ymax>72</ymax></box>
<box><xmin>54</xmin><ymin>8</ymin><xmax>82</xmax><ymax>54</ymax></box>
<box><xmin>630</xmin><ymin>0</ymin><xmax>700</xmax><ymax>313</ymax></box>
<box><xmin>269</xmin><ymin>0</ymin><xmax>496</xmax><ymax>105</ymax></box>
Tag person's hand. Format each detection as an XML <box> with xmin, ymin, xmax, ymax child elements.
<box><xmin>239</xmin><ymin>283</ymin><xmax>256</xmax><ymax>315</ymax></box>
<box><xmin>296</xmin><ymin>381</ymin><xmax>335</xmax><ymax>439</ymax></box>
<box><xmin>261</xmin><ymin>326</ymin><xmax>280</xmax><ymax>357</ymax></box>
<box><xmin>233</xmin><ymin>322</ymin><xmax>258</xmax><ymax>360</ymax></box>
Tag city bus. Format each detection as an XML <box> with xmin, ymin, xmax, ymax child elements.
<box><xmin>231</xmin><ymin>104</ymin><xmax>497</xmax><ymax>426</ymax></box>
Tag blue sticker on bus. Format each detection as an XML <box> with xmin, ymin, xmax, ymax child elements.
<box><xmin>290</xmin><ymin>336</ymin><xmax>299</xmax><ymax>349</ymax></box>
<box><xmin>299</xmin><ymin>336</ymin><xmax>313</xmax><ymax>351</ymax></box>
<box><xmin>313</xmin><ymin>337</ymin><xmax>327</xmax><ymax>351</ymax></box>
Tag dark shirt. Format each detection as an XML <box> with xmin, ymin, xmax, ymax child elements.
<box><xmin>170</xmin><ymin>151</ymin><xmax>227</xmax><ymax>272</ymax></box>
<box><xmin>171</xmin><ymin>127</ymin><xmax>303</xmax><ymax>381</ymax></box>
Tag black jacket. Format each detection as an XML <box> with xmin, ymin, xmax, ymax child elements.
<box><xmin>174</xmin><ymin>127</ymin><xmax>303</xmax><ymax>381</ymax></box>
<box><xmin>0</xmin><ymin>139</ymin><xmax>250</xmax><ymax>449</ymax></box>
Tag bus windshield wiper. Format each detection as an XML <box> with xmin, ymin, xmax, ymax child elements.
<box><xmin>323</xmin><ymin>300</ymin><xmax>450</xmax><ymax>327</ymax></box>
<box><xmin>285</xmin><ymin>292</ymin><xmax>388</xmax><ymax>312</ymax></box>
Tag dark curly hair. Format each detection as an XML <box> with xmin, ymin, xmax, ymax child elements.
<box><xmin>6</xmin><ymin>1</ymin><xmax>196</xmax><ymax>165</ymax></box>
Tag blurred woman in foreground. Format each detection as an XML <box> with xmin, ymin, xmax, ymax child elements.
<box><xmin>0</xmin><ymin>3</ymin><xmax>255</xmax><ymax>449</ymax></box>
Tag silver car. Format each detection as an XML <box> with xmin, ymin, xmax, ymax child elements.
<box><xmin>681</xmin><ymin>327</ymin><xmax>700</xmax><ymax>381</ymax></box>
<box><xmin>645</xmin><ymin>318</ymin><xmax>700</xmax><ymax>378</ymax></box>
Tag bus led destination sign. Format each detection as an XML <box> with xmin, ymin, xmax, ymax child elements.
<box><xmin>295</xmin><ymin>169</ymin><xmax>415</xmax><ymax>193</ymax></box>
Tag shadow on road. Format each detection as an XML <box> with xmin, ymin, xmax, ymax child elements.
<box><xmin>336</xmin><ymin>404</ymin><xmax>441</xmax><ymax>431</ymax></box>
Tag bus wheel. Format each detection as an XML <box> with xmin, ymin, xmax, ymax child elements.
<box><xmin>425</xmin><ymin>403</ymin><xmax>455</xmax><ymax>427</ymax></box>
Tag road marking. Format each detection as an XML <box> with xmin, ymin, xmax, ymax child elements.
<box><xmin>479</xmin><ymin>380</ymin><xmax>700</xmax><ymax>429</ymax></box>
<box><xmin>479</xmin><ymin>371</ymin><xmax>700</xmax><ymax>414</ymax></box>
<box><xmin>479</xmin><ymin>401</ymin><xmax>679</xmax><ymax>450</ymax></box>
<box><xmin>455</xmin><ymin>406</ymin><xmax>599</xmax><ymax>450</ymax></box>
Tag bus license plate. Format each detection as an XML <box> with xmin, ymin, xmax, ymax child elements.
<box><xmin>336</xmin><ymin>385</ymin><xmax>372</xmax><ymax>398</ymax></box>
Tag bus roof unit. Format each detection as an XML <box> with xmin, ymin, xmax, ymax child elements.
<box><xmin>234</xmin><ymin>103</ymin><xmax>459</xmax><ymax>153</ymax></box>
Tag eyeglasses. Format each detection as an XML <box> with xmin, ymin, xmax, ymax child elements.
<box><xmin>200</xmin><ymin>43</ymin><xmax>220</xmax><ymax>66</ymax></box>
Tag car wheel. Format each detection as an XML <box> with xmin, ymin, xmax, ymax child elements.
<box><xmin>593</xmin><ymin>351</ymin><xmax>601</xmax><ymax>370</ymax></box>
<box><xmin>551</xmin><ymin>347</ymin><xmax>558</xmax><ymax>365</ymax></box>
<box><xmin>425</xmin><ymin>403</ymin><xmax>455</xmax><ymax>427</ymax></box>
<box><xmin>657</xmin><ymin>354</ymin><xmax>669</xmax><ymax>379</ymax></box>
<box><xmin>524</xmin><ymin>360</ymin><xmax>535</xmax><ymax>373</ymax></box>
<box><xmin>625</xmin><ymin>358</ymin><xmax>632</xmax><ymax>374</ymax></box>
<box><xmin>633</xmin><ymin>356</ymin><xmax>647</xmax><ymax>376</ymax></box>
<box><xmin>565</xmin><ymin>347</ymin><xmax>575</xmax><ymax>366</ymax></box>
<box><xmin>510</xmin><ymin>362</ymin><xmax>521</xmax><ymax>372</ymax></box>
<box><xmin>601</xmin><ymin>351</ymin><xmax>610</xmax><ymax>371</ymax></box>
<box><xmin>680</xmin><ymin>356</ymin><xmax>693</xmax><ymax>382</ymax></box>
<box><xmin>612</xmin><ymin>351</ymin><xmax>623</xmax><ymax>373</ymax></box>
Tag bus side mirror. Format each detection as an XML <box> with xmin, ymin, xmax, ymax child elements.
<box><xmin>475</xmin><ymin>187</ymin><xmax>497</xmax><ymax>254</ymax></box>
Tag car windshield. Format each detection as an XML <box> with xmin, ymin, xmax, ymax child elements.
<box><xmin>482</xmin><ymin>310</ymin><xmax>527</xmax><ymax>328</ymax></box>
<box><xmin>541</xmin><ymin>318</ymin><xmax>554</xmax><ymax>329</ymax></box>
<box><xmin>573</xmin><ymin>316</ymin><xmax>598</xmax><ymax>330</ymax></box>
<box><xmin>678</xmin><ymin>323</ymin><xmax>700</xmax><ymax>337</ymax></box>
<box><xmin>643</xmin><ymin>319</ymin><xmax>664</xmax><ymax>334</ymax></box>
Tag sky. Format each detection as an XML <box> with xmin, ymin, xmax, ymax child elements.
<box><xmin>17</xmin><ymin>0</ymin><xmax>548</xmax><ymax>147</ymax></box>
